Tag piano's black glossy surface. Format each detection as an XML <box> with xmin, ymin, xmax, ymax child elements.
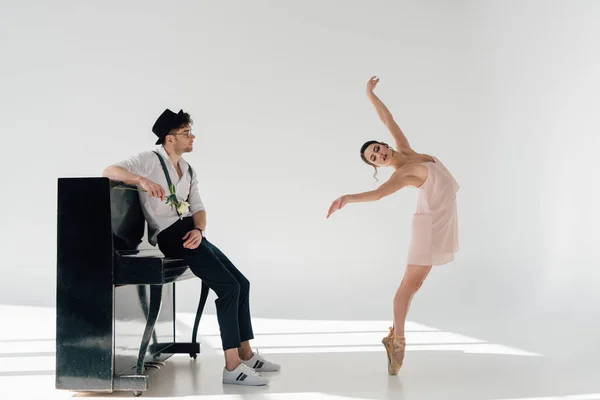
<box><xmin>56</xmin><ymin>177</ymin><xmax>209</xmax><ymax>396</ymax></box>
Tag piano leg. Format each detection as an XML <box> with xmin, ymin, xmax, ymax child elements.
<box><xmin>190</xmin><ymin>281</ymin><xmax>210</xmax><ymax>359</ymax></box>
<box><xmin>136</xmin><ymin>285</ymin><xmax>159</xmax><ymax>347</ymax></box>
<box><xmin>146</xmin><ymin>280</ymin><xmax>207</xmax><ymax>359</ymax></box>
<box><xmin>136</xmin><ymin>285</ymin><xmax>163</xmax><ymax>375</ymax></box>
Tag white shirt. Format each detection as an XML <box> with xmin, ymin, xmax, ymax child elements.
<box><xmin>115</xmin><ymin>145</ymin><xmax>206</xmax><ymax>246</ymax></box>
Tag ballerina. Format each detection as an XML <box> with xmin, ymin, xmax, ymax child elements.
<box><xmin>327</xmin><ymin>76</ymin><xmax>460</xmax><ymax>374</ymax></box>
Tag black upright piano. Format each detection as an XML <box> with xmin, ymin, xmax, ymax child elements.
<box><xmin>55</xmin><ymin>177</ymin><xmax>209</xmax><ymax>397</ymax></box>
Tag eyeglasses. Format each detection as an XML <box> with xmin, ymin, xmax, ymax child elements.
<box><xmin>172</xmin><ymin>129</ymin><xmax>193</xmax><ymax>138</ymax></box>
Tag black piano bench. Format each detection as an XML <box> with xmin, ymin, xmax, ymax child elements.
<box><xmin>56</xmin><ymin>177</ymin><xmax>210</xmax><ymax>397</ymax></box>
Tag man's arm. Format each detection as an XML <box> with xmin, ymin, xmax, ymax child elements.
<box><xmin>192</xmin><ymin>210</ymin><xmax>207</xmax><ymax>232</ymax></box>
<box><xmin>183</xmin><ymin>168</ymin><xmax>207</xmax><ymax>247</ymax></box>
<box><xmin>102</xmin><ymin>153</ymin><xmax>166</xmax><ymax>200</ymax></box>
<box><xmin>102</xmin><ymin>165</ymin><xmax>144</xmax><ymax>186</ymax></box>
<box><xmin>182</xmin><ymin>209</ymin><xmax>206</xmax><ymax>249</ymax></box>
<box><xmin>187</xmin><ymin>169</ymin><xmax>206</xmax><ymax>227</ymax></box>
<box><xmin>182</xmin><ymin>209</ymin><xmax>206</xmax><ymax>250</ymax></box>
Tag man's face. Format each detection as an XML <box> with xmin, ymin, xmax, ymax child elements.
<box><xmin>169</xmin><ymin>124</ymin><xmax>195</xmax><ymax>153</ymax></box>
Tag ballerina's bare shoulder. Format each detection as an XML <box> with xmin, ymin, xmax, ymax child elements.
<box><xmin>394</xmin><ymin>149</ymin><xmax>436</xmax><ymax>188</ymax></box>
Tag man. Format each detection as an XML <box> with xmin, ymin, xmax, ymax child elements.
<box><xmin>103</xmin><ymin>108</ymin><xmax>279</xmax><ymax>386</ymax></box>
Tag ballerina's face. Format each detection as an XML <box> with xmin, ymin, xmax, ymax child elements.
<box><xmin>364</xmin><ymin>142</ymin><xmax>393</xmax><ymax>167</ymax></box>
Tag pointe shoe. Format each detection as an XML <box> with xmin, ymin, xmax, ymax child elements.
<box><xmin>381</xmin><ymin>327</ymin><xmax>406</xmax><ymax>375</ymax></box>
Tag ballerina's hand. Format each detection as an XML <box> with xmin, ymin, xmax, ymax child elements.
<box><xmin>366</xmin><ymin>76</ymin><xmax>379</xmax><ymax>93</ymax></box>
<box><xmin>327</xmin><ymin>195</ymin><xmax>348</xmax><ymax>219</ymax></box>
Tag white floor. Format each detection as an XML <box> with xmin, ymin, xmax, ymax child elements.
<box><xmin>1</xmin><ymin>305</ymin><xmax>599</xmax><ymax>400</ymax></box>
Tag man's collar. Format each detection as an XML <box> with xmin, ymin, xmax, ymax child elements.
<box><xmin>155</xmin><ymin>145</ymin><xmax>188</xmax><ymax>169</ymax></box>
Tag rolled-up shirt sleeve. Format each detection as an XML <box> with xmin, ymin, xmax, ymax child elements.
<box><xmin>114</xmin><ymin>151</ymin><xmax>156</xmax><ymax>178</ymax></box>
<box><xmin>188</xmin><ymin>170</ymin><xmax>206</xmax><ymax>214</ymax></box>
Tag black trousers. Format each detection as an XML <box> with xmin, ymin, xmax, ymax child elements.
<box><xmin>157</xmin><ymin>217</ymin><xmax>254</xmax><ymax>350</ymax></box>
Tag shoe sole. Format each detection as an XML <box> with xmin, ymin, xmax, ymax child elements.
<box><xmin>223</xmin><ymin>379</ymin><xmax>269</xmax><ymax>386</ymax></box>
<box><xmin>251</xmin><ymin>364</ymin><xmax>281</xmax><ymax>373</ymax></box>
<box><xmin>382</xmin><ymin>337</ymin><xmax>402</xmax><ymax>375</ymax></box>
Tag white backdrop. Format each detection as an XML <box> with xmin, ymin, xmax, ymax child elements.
<box><xmin>1</xmin><ymin>0</ymin><xmax>599</xmax><ymax>349</ymax></box>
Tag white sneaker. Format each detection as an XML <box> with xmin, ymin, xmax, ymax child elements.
<box><xmin>241</xmin><ymin>350</ymin><xmax>281</xmax><ymax>372</ymax></box>
<box><xmin>222</xmin><ymin>362</ymin><xmax>269</xmax><ymax>386</ymax></box>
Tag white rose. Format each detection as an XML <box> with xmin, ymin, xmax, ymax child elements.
<box><xmin>177</xmin><ymin>201</ymin><xmax>190</xmax><ymax>214</ymax></box>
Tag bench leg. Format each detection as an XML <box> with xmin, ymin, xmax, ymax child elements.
<box><xmin>190</xmin><ymin>281</ymin><xmax>210</xmax><ymax>359</ymax></box>
<box><xmin>136</xmin><ymin>285</ymin><xmax>163</xmax><ymax>375</ymax></box>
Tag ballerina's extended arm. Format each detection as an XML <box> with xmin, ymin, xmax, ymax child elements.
<box><xmin>327</xmin><ymin>174</ymin><xmax>421</xmax><ymax>218</ymax></box>
<box><xmin>366</xmin><ymin>76</ymin><xmax>413</xmax><ymax>153</ymax></box>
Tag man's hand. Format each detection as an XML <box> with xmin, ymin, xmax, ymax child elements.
<box><xmin>182</xmin><ymin>229</ymin><xmax>202</xmax><ymax>249</ymax></box>
<box><xmin>138</xmin><ymin>177</ymin><xmax>166</xmax><ymax>201</ymax></box>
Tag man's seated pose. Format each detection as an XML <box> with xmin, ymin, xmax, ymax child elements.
<box><xmin>103</xmin><ymin>108</ymin><xmax>280</xmax><ymax>386</ymax></box>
